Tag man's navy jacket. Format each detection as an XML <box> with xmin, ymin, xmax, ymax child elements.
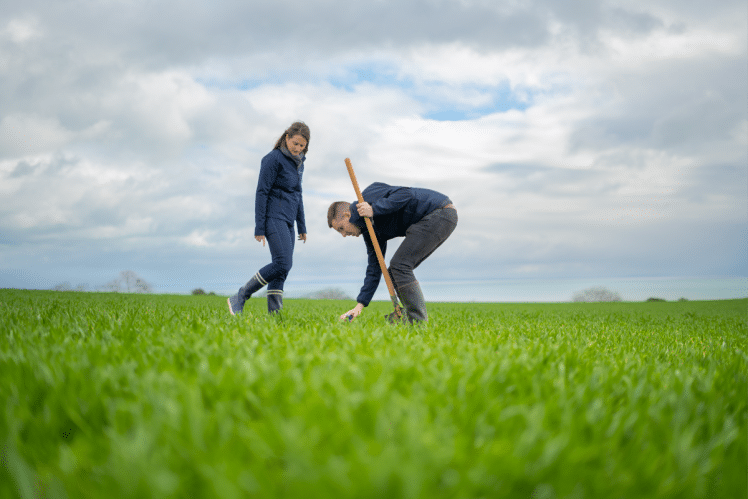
<box><xmin>254</xmin><ymin>149</ymin><xmax>306</xmax><ymax>236</ymax></box>
<box><xmin>348</xmin><ymin>182</ymin><xmax>450</xmax><ymax>306</ymax></box>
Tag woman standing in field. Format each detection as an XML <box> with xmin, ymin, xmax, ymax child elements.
<box><xmin>228</xmin><ymin>121</ymin><xmax>310</xmax><ymax>315</ymax></box>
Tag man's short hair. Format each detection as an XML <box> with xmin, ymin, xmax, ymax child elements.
<box><xmin>327</xmin><ymin>201</ymin><xmax>350</xmax><ymax>228</ymax></box>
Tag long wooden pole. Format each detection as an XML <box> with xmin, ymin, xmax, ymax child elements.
<box><xmin>345</xmin><ymin>158</ymin><xmax>402</xmax><ymax>319</ymax></box>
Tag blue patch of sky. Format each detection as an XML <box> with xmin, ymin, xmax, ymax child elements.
<box><xmin>422</xmin><ymin>82</ymin><xmax>532</xmax><ymax>121</ymax></box>
<box><xmin>195</xmin><ymin>60</ymin><xmax>540</xmax><ymax>121</ymax></box>
<box><xmin>195</xmin><ymin>76</ymin><xmax>266</xmax><ymax>92</ymax></box>
<box><xmin>327</xmin><ymin>61</ymin><xmax>408</xmax><ymax>91</ymax></box>
<box><xmin>328</xmin><ymin>61</ymin><xmax>534</xmax><ymax>121</ymax></box>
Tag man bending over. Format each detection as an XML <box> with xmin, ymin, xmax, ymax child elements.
<box><xmin>327</xmin><ymin>182</ymin><xmax>458</xmax><ymax>323</ymax></box>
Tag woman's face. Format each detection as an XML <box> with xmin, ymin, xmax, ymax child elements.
<box><xmin>285</xmin><ymin>134</ymin><xmax>307</xmax><ymax>156</ymax></box>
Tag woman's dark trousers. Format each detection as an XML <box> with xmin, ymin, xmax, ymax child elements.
<box><xmin>235</xmin><ymin>217</ymin><xmax>295</xmax><ymax>314</ymax></box>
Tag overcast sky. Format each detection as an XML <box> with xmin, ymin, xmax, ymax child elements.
<box><xmin>1</xmin><ymin>0</ymin><xmax>746</xmax><ymax>300</ymax></box>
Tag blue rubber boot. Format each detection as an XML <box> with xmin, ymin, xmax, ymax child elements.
<box><xmin>267</xmin><ymin>290</ymin><xmax>283</xmax><ymax>314</ymax></box>
<box><xmin>397</xmin><ymin>281</ymin><xmax>428</xmax><ymax>323</ymax></box>
<box><xmin>228</xmin><ymin>272</ymin><xmax>267</xmax><ymax>315</ymax></box>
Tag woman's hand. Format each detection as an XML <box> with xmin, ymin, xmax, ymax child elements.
<box><xmin>357</xmin><ymin>202</ymin><xmax>373</xmax><ymax>218</ymax></box>
<box><xmin>255</xmin><ymin>235</ymin><xmax>266</xmax><ymax>246</ymax></box>
<box><xmin>298</xmin><ymin>233</ymin><xmax>307</xmax><ymax>243</ymax></box>
<box><xmin>340</xmin><ymin>303</ymin><xmax>364</xmax><ymax>322</ymax></box>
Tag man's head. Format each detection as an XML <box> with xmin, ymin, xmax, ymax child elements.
<box><xmin>328</xmin><ymin>201</ymin><xmax>362</xmax><ymax>238</ymax></box>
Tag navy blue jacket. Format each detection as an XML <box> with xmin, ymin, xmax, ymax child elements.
<box><xmin>255</xmin><ymin>149</ymin><xmax>306</xmax><ymax>236</ymax></box>
<box><xmin>349</xmin><ymin>182</ymin><xmax>450</xmax><ymax>306</ymax></box>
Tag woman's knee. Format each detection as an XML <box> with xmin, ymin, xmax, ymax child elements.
<box><xmin>274</xmin><ymin>255</ymin><xmax>292</xmax><ymax>276</ymax></box>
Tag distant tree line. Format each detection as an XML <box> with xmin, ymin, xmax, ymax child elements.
<box><xmin>52</xmin><ymin>279</ymin><xmax>690</xmax><ymax>303</ymax></box>
<box><xmin>573</xmin><ymin>287</ymin><xmax>690</xmax><ymax>303</ymax></box>
<box><xmin>51</xmin><ymin>282</ymin><xmax>90</xmax><ymax>292</ymax></box>
<box><xmin>52</xmin><ymin>270</ymin><xmax>152</xmax><ymax>293</ymax></box>
<box><xmin>188</xmin><ymin>287</ymin><xmax>352</xmax><ymax>299</ymax></box>
<box><xmin>306</xmin><ymin>288</ymin><xmax>352</xmax><ymax>300</ymax></box>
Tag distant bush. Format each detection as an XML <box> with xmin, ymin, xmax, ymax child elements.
<box><xmin>678</xmin><ymin>297</ymin><xmax>688</xmax><ymax>302</ymax></box>
<box><xmin>572</xmin><ymin>287</ymin><xmax>622</xmax><ymax>302</ymax></box>
<box><xmin>646</xmin><ymin>297</ymin><xmax>666</xmax><ymax>302</ymax></box>
<box><xmin>192</xmin><ymin>288</ymin><xmax>206</xmax><ymax>295</ymax></box>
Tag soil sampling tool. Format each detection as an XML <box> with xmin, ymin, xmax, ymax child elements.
<box><xmin>345</xmin><ymin>158</ymin><xmax>403</xmax><ymax>321</ymax></box>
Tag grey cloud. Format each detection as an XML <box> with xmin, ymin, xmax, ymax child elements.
<box><xmin>680</xmin><ymin>163</ymin><xmax>747</xmax><ymax>211</ymax></box>
<box><xmin>482</xmin><ymin>163</ymin><xmax>618</xmax><ymax>197</ymax></box>
<box><xmin>629</xmin><ymin>0</ymin><xmax>747</xmax><ymax>22</ymax></box>
<box><xmin>9</xmin><ymin>160</ymin><xmax>36</xmax><ymax>178</ymax></box>
<box><xmin>569</xmin><ymin>55</ymin><xmax>747</xmax><ymax>154</ymax></box>
<box><xmin>2</xmin><ymin>0</ymin><xmax>676</xmax><ymax>71</ymax></box>
<box><xmin>458</xmin><ymin>218</ymin><xmax>747</xmax><ymax>280</ymax></box>
<box><xmin>80</xmin><ymin>1</ymin><xmax>551</xmax><ymax>61</ymax></box>
<box><xmin>0</xmin><ymin>0</ymin><xmax>705</xmax><ymax>145</ymax></box>
<box><xmin>607</xmin><ymin>8</ymin><xmax>664</xmax><ymax>34</ymax></box>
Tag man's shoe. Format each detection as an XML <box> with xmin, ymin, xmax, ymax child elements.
<box><xmin>385</xmin><ymin>309</ymin><xmax>405</xmax><ymax>324</ymax></box>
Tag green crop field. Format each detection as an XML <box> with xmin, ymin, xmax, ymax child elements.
<box><xmin>0</xmin><ymin>289</ymin><xmax>746</xmax><ymax>498</ymax></box>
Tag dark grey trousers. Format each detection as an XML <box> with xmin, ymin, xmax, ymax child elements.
<box><xmin>388</xmin><ymin>206</ymin><xmax>458</xmax><ymax>288</ymax></box>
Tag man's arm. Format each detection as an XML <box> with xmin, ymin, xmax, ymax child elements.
<box><xmin>340</xmin><ymin>302</ymin><xmax>365</xmax><ymax>321</ymax></box>
<box><xmin>340</xmin><ymin>236</ymin><xmax>385</xmax><ymax>321</ymax></box>
<box><xmin>355</xmin><ymin>236</ymin><xmax>387</xmax><ymax>307</ymax></box>
<box><xmin>370</xmin><ymin>186</ymin><xmax>412</xmax><ymax>216</ymax></box>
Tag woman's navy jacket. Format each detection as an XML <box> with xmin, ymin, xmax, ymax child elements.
<box><xmin>348</xmin><ymin>182</ymin><xmax>450</xmax><ymax>306</ymax></box>
<box><xmin>254</xmin><ymin>149</ymin><xmax>306</xmax><ymax>237</ymax></box>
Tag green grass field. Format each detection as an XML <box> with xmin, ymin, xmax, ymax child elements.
<box><xmin>1</xmin><ymin>289</ymin><xmax>746</xmax><ymax>498</ymax></box>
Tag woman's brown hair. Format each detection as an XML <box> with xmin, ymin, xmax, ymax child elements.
<box><xmin>273</xmin><ymin>121</ymin><xmax>310</xmax><ymax>154</ymax></box>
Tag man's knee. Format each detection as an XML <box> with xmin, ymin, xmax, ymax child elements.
<box><xmin>389</xmin><ymin>258</ymin><xmax>411</xmax><ymax>272</ymax></box>
<box><xmin>389</xmin><ymin>260</ymin><xmax>414</xmax><ymax>285</ymax></box>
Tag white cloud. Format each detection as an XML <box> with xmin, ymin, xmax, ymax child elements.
<box><xmin>3</xmin><ymin>17</ymin><xmax>42</xmax><ymax>44</ymax></box>
<box><xmin>0</xmin><ymin>115</ymin><xmax>74</xmax><ymax>157</ymax></box>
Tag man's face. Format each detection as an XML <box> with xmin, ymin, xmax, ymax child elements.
<box><xmin>332</xmin><ymin>213</ymin><xmax>362</xmax><ymax>238</ymax></box>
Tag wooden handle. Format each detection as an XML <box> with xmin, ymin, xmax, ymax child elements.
<box><xmin>344</xmin><ymin>158</ymin><xmax>402</xmax><ymax>317</ymax></box>
<box><xmin>345</xmin><ymin>158</ymin><xmax>365</xmax><ymax>203</ymax></box>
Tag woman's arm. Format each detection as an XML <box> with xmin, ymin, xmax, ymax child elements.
<box><xmin>295</xmin><ymin>190</ymin><xmax>307</xmax><ymax>237</ymax></box>
<box><xmin>254</xmin><ymin>154</ymin><xmax>280</xmax><ymax>237</ymax></box>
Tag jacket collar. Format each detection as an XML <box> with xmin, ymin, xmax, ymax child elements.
<box><xmin>280</xmin><ymin>146</ymin><xmax>304</xmax><ymax>168</ymax></box>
